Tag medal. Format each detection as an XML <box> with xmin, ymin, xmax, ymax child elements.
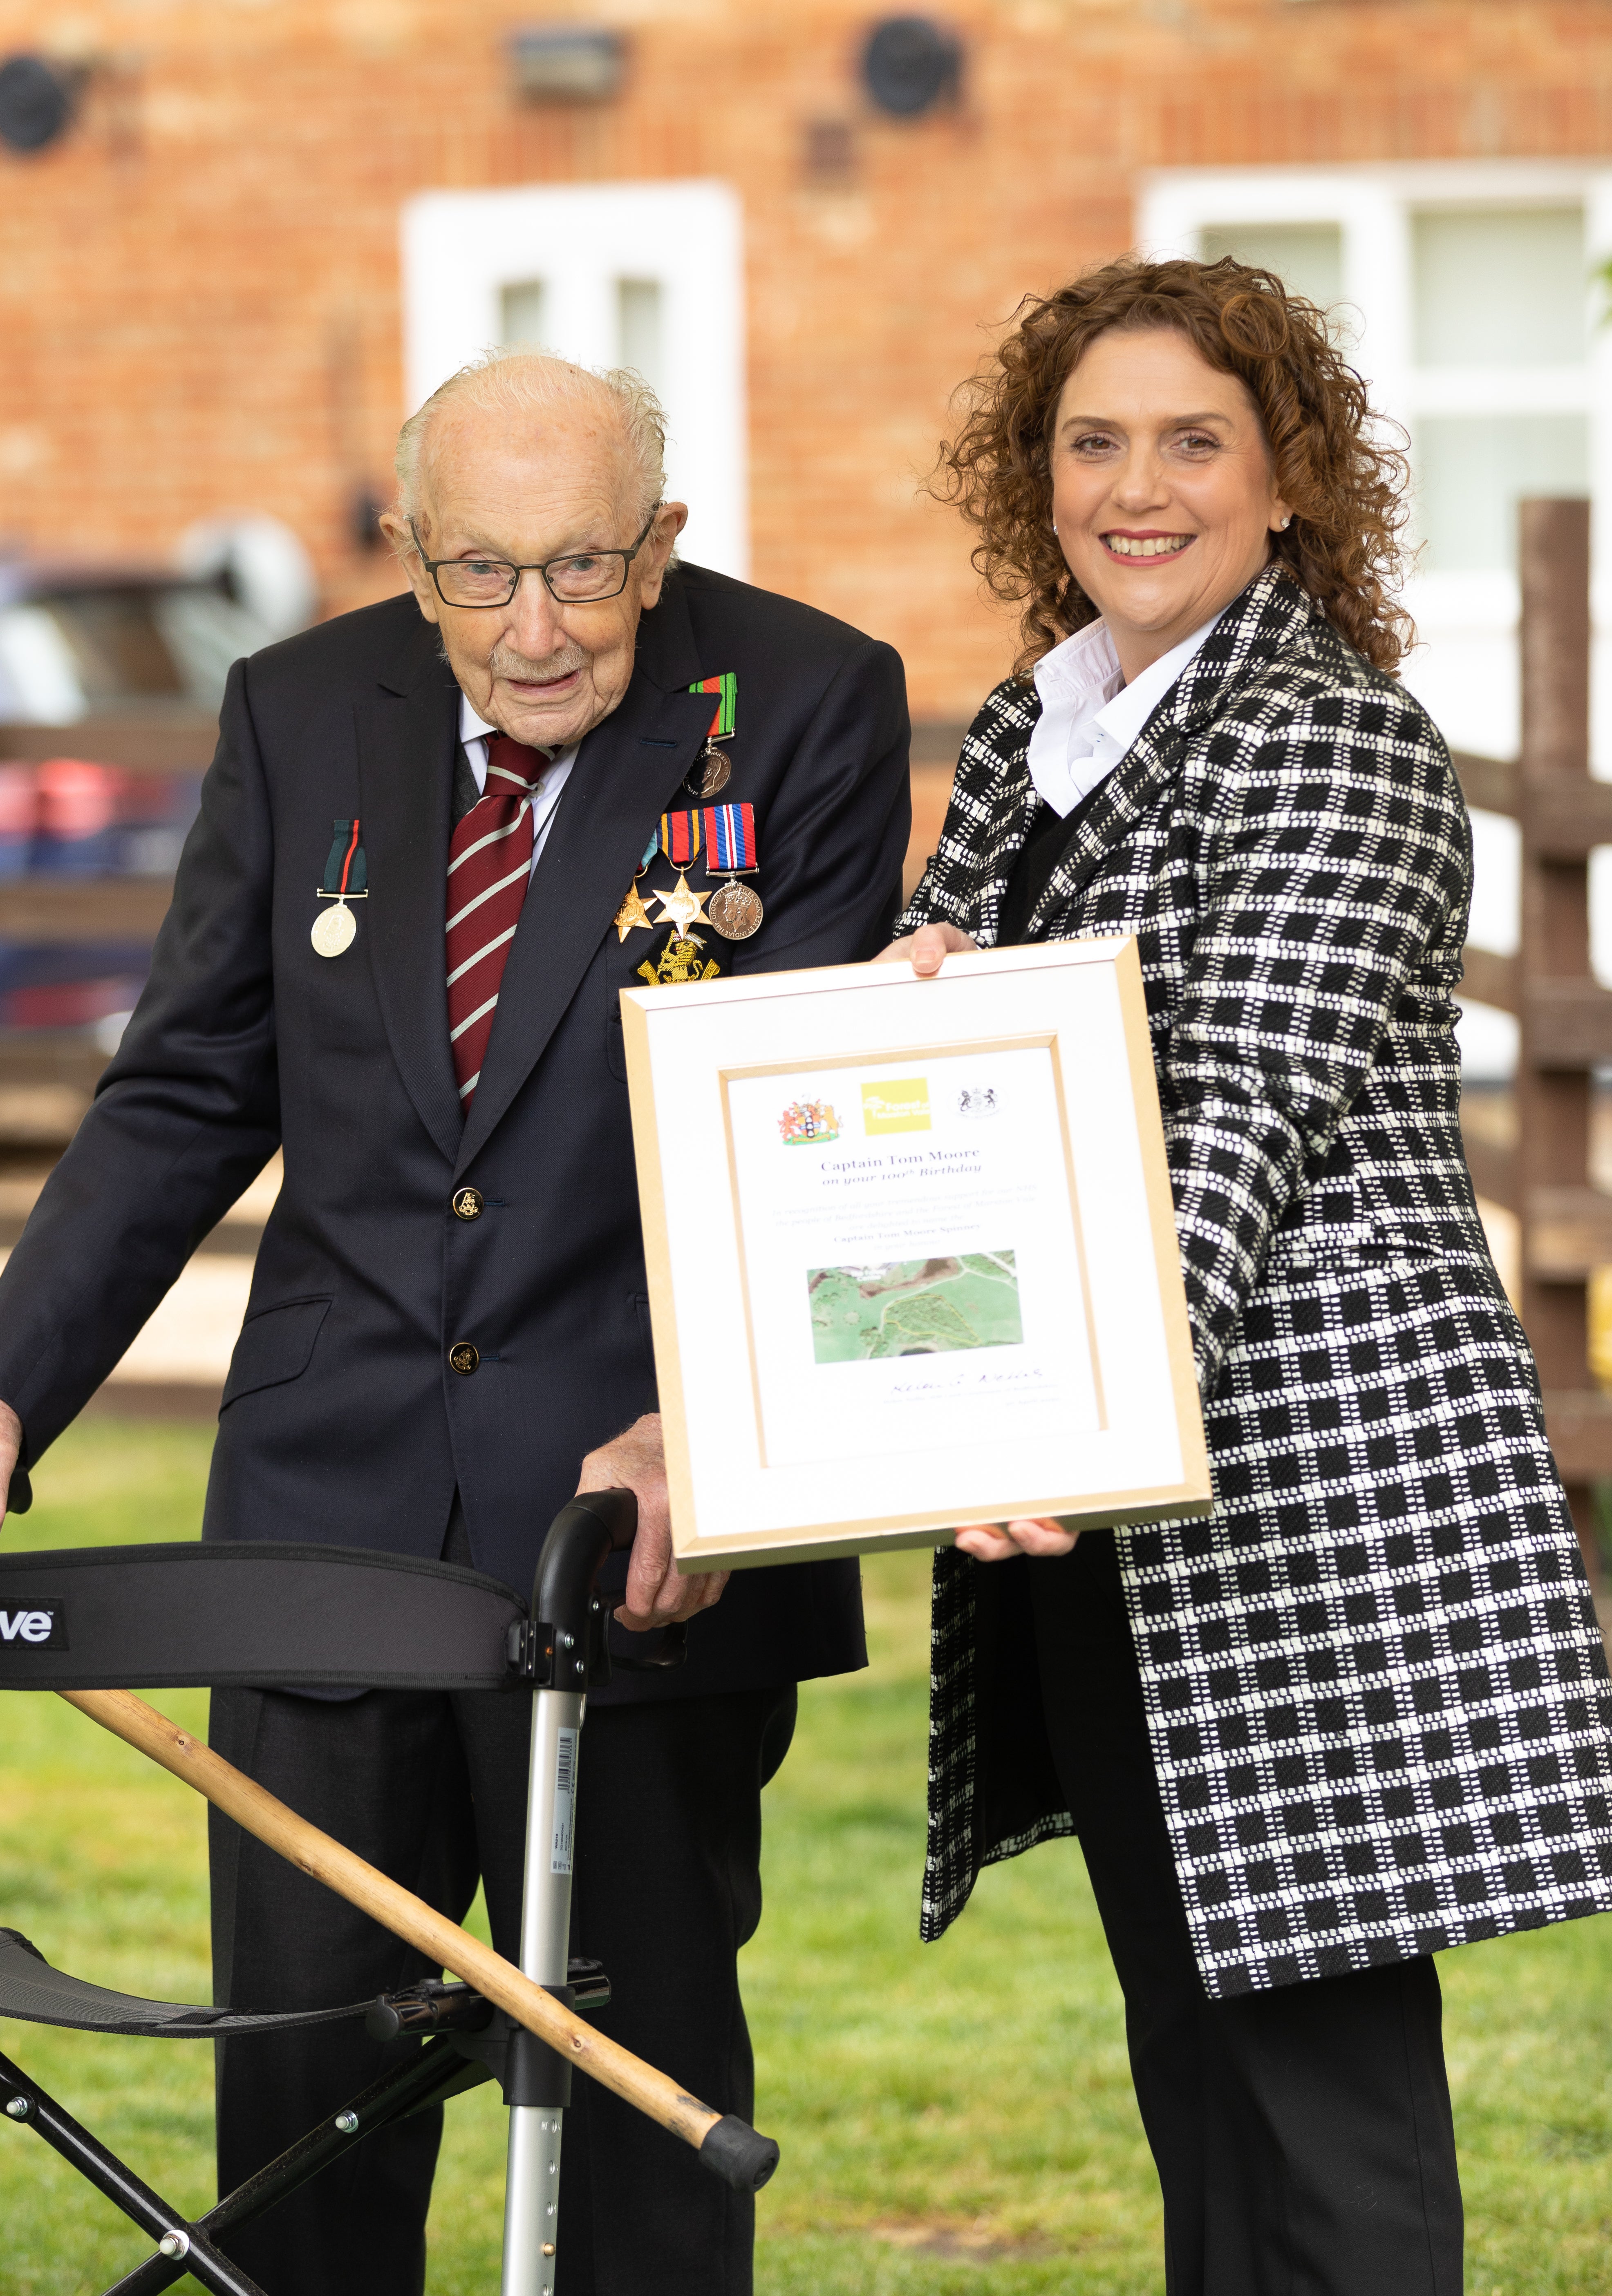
<box><xmin>702</xmin><ymin>802</ymin><xmax>763</xmax><ymax>939</ymax></box>
<box><xmin>652</xmin><ymin>870</ymin><xmax>712</xmax><ymax>938</ymax></box>
<box><xmin>659</xmin><ymin>809</ymin><xmax>701</xmax><ymax>871</ymax></box>
<box><xmin>613</xmin><ymin>879</ymin><xmax>655</xmax><ymax>941</ymax></box>
<box><xmin>688</xmin><ymin>749</ymin><xmax>730</xmax><ymax>798</ymax></box>
<box><xmin>684</xmin><ymin>672</ymin><xmax>737</xmax><ymax>798</ymax></box>
<box><xmin>708</xmin><ymin>881</ymin><xmax>762</xmax><ymax>939</ymax></box>
<box><xmin>311</xmin><ymin>902</ymin><xmax>357</xmax><ymax>957</ymax></box>
<box><xmin>612</xmin><ymin>831</ymin><xmax>662</xmax><ymax>941</ymax></box>
<box><xmin>312</xmin><ymin>818</ymin><xmax>367</xmax><ymax>958</ymax></box>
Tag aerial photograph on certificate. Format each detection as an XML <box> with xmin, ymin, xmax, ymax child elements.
<box><xmin>807</xmin><ymin>1250</ymin><xmax>1023</xmax><ymax>1364</ymax></box>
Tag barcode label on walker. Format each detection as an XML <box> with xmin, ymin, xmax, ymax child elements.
<box><xmin>551</xmin><ymin>1728</ymin><xmax>579</xmax><ymax>1874</ymax></box>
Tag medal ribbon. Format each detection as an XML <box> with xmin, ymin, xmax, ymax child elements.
<box><xmin>659</xmin><ymin>809</ymin><xmax>701</xmax><ymax>869</ymax></box>
<box><xmin>703</xmin><ymin>802</ymin><xmax>756</xmax><ymax>874</ymax></box>
<box><xmin>321</xmin><ymin>820</ymin><xmax>366</xmax><ymax>894</ymax></box>
<box><xmin>688</xmin><ymin>671</ymin><xmax>737</xmax><ymax>742</ymax></box>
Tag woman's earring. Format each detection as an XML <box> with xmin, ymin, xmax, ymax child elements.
<box><xmin>1052</xmin><ymin>522</ymin><xmax>1058</xmax><ymax>535</ymax></box>
<box><xmin>1278</xmin><ymin>514</ymin><xmax>1292</xmax><ymax>530</ymax></box>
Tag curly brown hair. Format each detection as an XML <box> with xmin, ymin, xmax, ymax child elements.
<box><xmin>933</xmin><ymin>255</ymin><xmax>1412</xmax><ymax>675</ymax></box>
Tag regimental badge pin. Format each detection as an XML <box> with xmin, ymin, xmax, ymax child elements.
<box><xmin>312</xmin><ymin>818</ymin><xmax>367</xmax><ymax>957</ymax></box>
<box><xmin>636</xmin><ymin>934</ymin><xmax>721</xmax><ymax>986</ymax></box>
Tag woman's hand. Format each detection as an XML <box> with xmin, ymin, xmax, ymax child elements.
<box><xmin>955</xmin><ymin>1518</ymin><xmax>1080</xmax><ymax>1562</ymax></box>
<box><xmin>874</xmin><ymin>922</ymin><xmax>980</xmax><ymax>976</ymax></box>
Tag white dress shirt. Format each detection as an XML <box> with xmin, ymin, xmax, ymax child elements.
<box><xmin>1025</xmin><ymin>609</ymin><xmax>1224</xmax><ymax>819</ymax></box>
<box><xmin>459</xmin><ymin>693</ymin><xmax>576</xmax><ymax>874</ymax></box>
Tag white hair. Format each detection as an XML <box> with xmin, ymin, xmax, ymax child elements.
<box><xmin>393</xmin><ymin>348</ymin><xmax>667</xmax><ymax>535</ymax></box>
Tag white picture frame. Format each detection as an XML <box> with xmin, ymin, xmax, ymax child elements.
<box><xmin>622</xmin><ymin>938</ymin><xmax>1211</xmax><ymax>1570</ymax></box>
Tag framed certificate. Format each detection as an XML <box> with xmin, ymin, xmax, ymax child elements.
<box><xmin>621</xmin><ymin>937</ymin><xmax>1210</xmax><ymax>1569</ymax></box>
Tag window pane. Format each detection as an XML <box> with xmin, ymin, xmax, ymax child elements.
<box><xmin>500</xmin><ymin>280</ymin><xmax>546</xmax><ymax>347</ymax></box>
<box><xmin>617</xmin><ymin>278</ymin><xmax>663</xmax><ymax>390</ymax></box>
<box><xmin>1200</xmin><ymin>224</ymin><xmax>1343</xmax><ymax>309</ymax></box>
<box><xmin>1412</xmin><ymin>208</ymin><xmax>1586</xmax><ymax>365</ymax></box>
<box><xmin>1414</xmin><ymin>414</ymin><xmax>1589</xmax><ymax>571</ymax></box>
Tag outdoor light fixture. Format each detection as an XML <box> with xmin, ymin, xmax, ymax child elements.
<box><xmin>509</xmin><ymin>27</ymin><xmax>625</xmax><ymax>104</ymax></box>
<box><xmin>0</xmin><ymin>54</ymin><xmax>78</xmax><ymax>153</ymax></box>
<box><xmin>860</xmin><ymin>16</ymin><xmax>962</xmax><ymax>119</ymax></box>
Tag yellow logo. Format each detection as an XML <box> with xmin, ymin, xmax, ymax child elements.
<box><xmin>860</xmin><ymin>1078</ymin><xmax>931</xmax><ymax>1134</ymax></box>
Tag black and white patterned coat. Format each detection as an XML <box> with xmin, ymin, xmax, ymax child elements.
<box><xmin>902</xmin><ymin>563</ymin><xmax>1612</xmax><ymax>1997</ymax></box>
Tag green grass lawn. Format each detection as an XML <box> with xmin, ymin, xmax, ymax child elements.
<box><xmin>2</xmin><ymin>1422</ymin><xmax>1611</xmax><ymax>2291</ymax></box>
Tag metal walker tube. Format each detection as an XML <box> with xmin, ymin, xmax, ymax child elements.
<box><xmin>502</xmin><ymin>1682</ymin><xmax>584</xmax><ymax>2296</ymax></box>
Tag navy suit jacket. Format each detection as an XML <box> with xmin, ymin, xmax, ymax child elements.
<box><xmin>0</xmin><ymin>563</ymin><xmax>911</xmax><ymax>1701</ymax></box>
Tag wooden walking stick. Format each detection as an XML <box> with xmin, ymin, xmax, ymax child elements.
<box><xmin>57</xmin><ymin>1685</ymin><xmax>778</xmax><ymax>2192</ymax></box>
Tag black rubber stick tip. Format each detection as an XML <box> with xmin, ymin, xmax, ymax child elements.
<box><xmin>697</xmin><ymin>2113</ymin><xmax>781</xmax><ymax>2191</ymax></box>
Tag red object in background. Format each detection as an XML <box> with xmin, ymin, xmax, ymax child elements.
<box><xmin>36</xmin><ymin>759</ymin><xmax>123</xmax><ymax>840</ymax></box>
<box><xmin>0</xmin><ymin>764</ymin><xmax>36</xmax><ymax>838</ymax></box>
<box><xmin>2</xmin><ymin>977</ymin><xmax>146</xmax><ymax>1029</ymax></box>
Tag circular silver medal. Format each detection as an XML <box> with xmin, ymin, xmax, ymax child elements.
<box><xmin>708</xmin><ymin>879</ymin><xmax>763</xmax><ymax>940</ymax></box>
<box><xmin>688</xmin><ymin>746</ymin><xmax>731</xmax><ymax>799</ymax></box>
<box><xmin>311</xmin><ymin>900</ymin><xmax>356</xmax><ymax>957</ymax></box>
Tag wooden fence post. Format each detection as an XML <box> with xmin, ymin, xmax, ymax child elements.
<box><xmin>1455</xmin><ymin>496</ymin><xmax>1612</xmax><ymax>1593</ymax></box>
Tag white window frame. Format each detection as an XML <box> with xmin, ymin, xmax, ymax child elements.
<box><xmin>400</xmin><ymin>180</ymin><xmax>747</xmax><ymax>579</ymax></box>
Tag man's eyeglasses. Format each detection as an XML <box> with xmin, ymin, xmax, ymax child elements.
<box><xmin>411</xmin><ymin>509</ymin><xmax>661</xmax><ymax>608</ymax></box>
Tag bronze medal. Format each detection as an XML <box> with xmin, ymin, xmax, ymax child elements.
<box><xmin>613</xmin><ymin>880</ymin><xmax>655</xmax><ymax>941</ymax></box>
<box><xmin>708</xmin><ymin>879</ymin><xmax>763</xmax><ymax>940</ymax></box>
<box><xmin>686</xmin><ymin>745</ymin><xmax>732</xmax><ymax>800</ymax></box>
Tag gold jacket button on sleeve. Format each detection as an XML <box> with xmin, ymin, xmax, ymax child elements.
<box><xmin>452</xmin><ymin>1187</ymin><xmax>484</xmax><ymax>1221</ymax></box>
<box><xmin>448</xmin><ymin>1341</ymin><xmax>480</xmax><ymax>1376</ymax></box>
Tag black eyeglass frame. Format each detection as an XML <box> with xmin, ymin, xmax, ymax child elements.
<box><xmin>409</xmin><ymin>509</ymin><xmax>663</xmax><ymax>609</ymax></box>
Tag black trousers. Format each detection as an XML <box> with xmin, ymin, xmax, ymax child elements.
<box><xmin>208</xmin><ymin>1676</ymin><xmax>796</xmax><ymax>2296</ymax></box>
<box><xmin>1027</xmin><ymin>1533</ymin><xmax>1464</xmax><ymax>2296</ymax></box>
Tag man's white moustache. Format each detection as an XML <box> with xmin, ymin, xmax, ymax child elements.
<box><xmin>489</xmin><ymin>646</ymin><xmax>588</xmax><ymax>681</ymax></box>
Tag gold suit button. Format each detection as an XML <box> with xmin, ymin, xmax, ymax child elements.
<box><xmin>448</xmin><ymin>1341</ymin><xmax>480</xmax><ymax>1376</ymax></box>
<box><xmin>452</xmin><ymin>1188</ymin><xmax>484</xmax><ymax>1221</ymax></box>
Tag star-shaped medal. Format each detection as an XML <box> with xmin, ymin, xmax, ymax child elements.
<box><xmin>613</xmin><ymin>879</ymin><xmax>655</xmax><ymax>942</ymax></box>
<box><xmin>652</xmin><ymin>870</ymin><xmax>712</xmax><ymax>938</ymax></box>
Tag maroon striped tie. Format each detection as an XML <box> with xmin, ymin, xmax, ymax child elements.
<box><xmin>445</xmin><ymin>733</ymin><xmax>551</xmax><ymax>1110</ymax></box>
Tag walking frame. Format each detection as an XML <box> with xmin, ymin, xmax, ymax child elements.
<box><xmin>0</xmin><ymin>1491</ymin><xmax>778</xmax><ymax>2294</ymax></box>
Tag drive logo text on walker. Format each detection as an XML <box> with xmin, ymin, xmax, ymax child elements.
<box><xmin>0</xmin><ymin>1602</ymin><xmax>67</xmax><ymax>1647</ymax></box>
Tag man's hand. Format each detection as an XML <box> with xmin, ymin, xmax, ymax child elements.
<box><xmin>955</xmin><ymin>1517</ymin><xmax>1079</xmax><ymax>1563</ymax></box>
<box><xmin>577</xmin><ymin>1411</ymin><xmax>729</xmax><ymax>1632</ymax></box>
<box><xmin>873</xmin><ymin>921</ymin><xmax>981</xmax><ymax>977</ymax></box>
<box><xmin>0</xmin><ymin>1399</ymin><xmax>20</xmax><ymax>1533</ymax></box>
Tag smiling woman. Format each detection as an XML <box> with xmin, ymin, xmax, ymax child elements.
<box><xmin>877</xmin><ymin>256</ymin><xmax>1612</xmax><ymax>2296</ymax></box>
<box><xmin>935</xmin><ymin>257</ymin><xmax>1410</xmax><ymax>679</ymax></box>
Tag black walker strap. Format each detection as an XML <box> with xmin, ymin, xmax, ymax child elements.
<box><xmin>0</xmin><ymin>1931</ymin><xmax>374</xmax><ymax>2039</ymax></box>
<box><xmin>0</xmin><ymin>1541</ymin><xmax>526</xmax><ymax>1690</ymax></box>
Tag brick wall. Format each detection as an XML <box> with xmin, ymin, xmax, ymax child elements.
<box><xmin>1</xmin><ymin>0</ymin><xmax>1611</xmax><ymax>715</ymax></box>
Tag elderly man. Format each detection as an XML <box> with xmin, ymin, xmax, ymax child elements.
<box><xmin>0</xmin><ymin>352</ymin><xmax>909</xmax><ymax>2293</ymax></box>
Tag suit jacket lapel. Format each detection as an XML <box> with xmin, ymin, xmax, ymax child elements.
<box><xmin>356</xmin><ymin>627</ymin><xmax>463</xmax><ymax>1165</ymax></box>
<box><xmin>453</xmin><ymin>586</ymin><xmax>711</xmax><ymax>1174</ymax></box>
<box><xmin>1024</xmin><ymin>715</ymin><xmax>1185</xmax><ymax>936</ymax></box>
<box><xmin>974</xmin><ymin>731</ymin><xmax>1040</xmax><ymax>948</ymax></box>
<box><xmin>1025</xmin><ymin>565</ymin><xmax>1315</xmax><ymax>936</ymax></box>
